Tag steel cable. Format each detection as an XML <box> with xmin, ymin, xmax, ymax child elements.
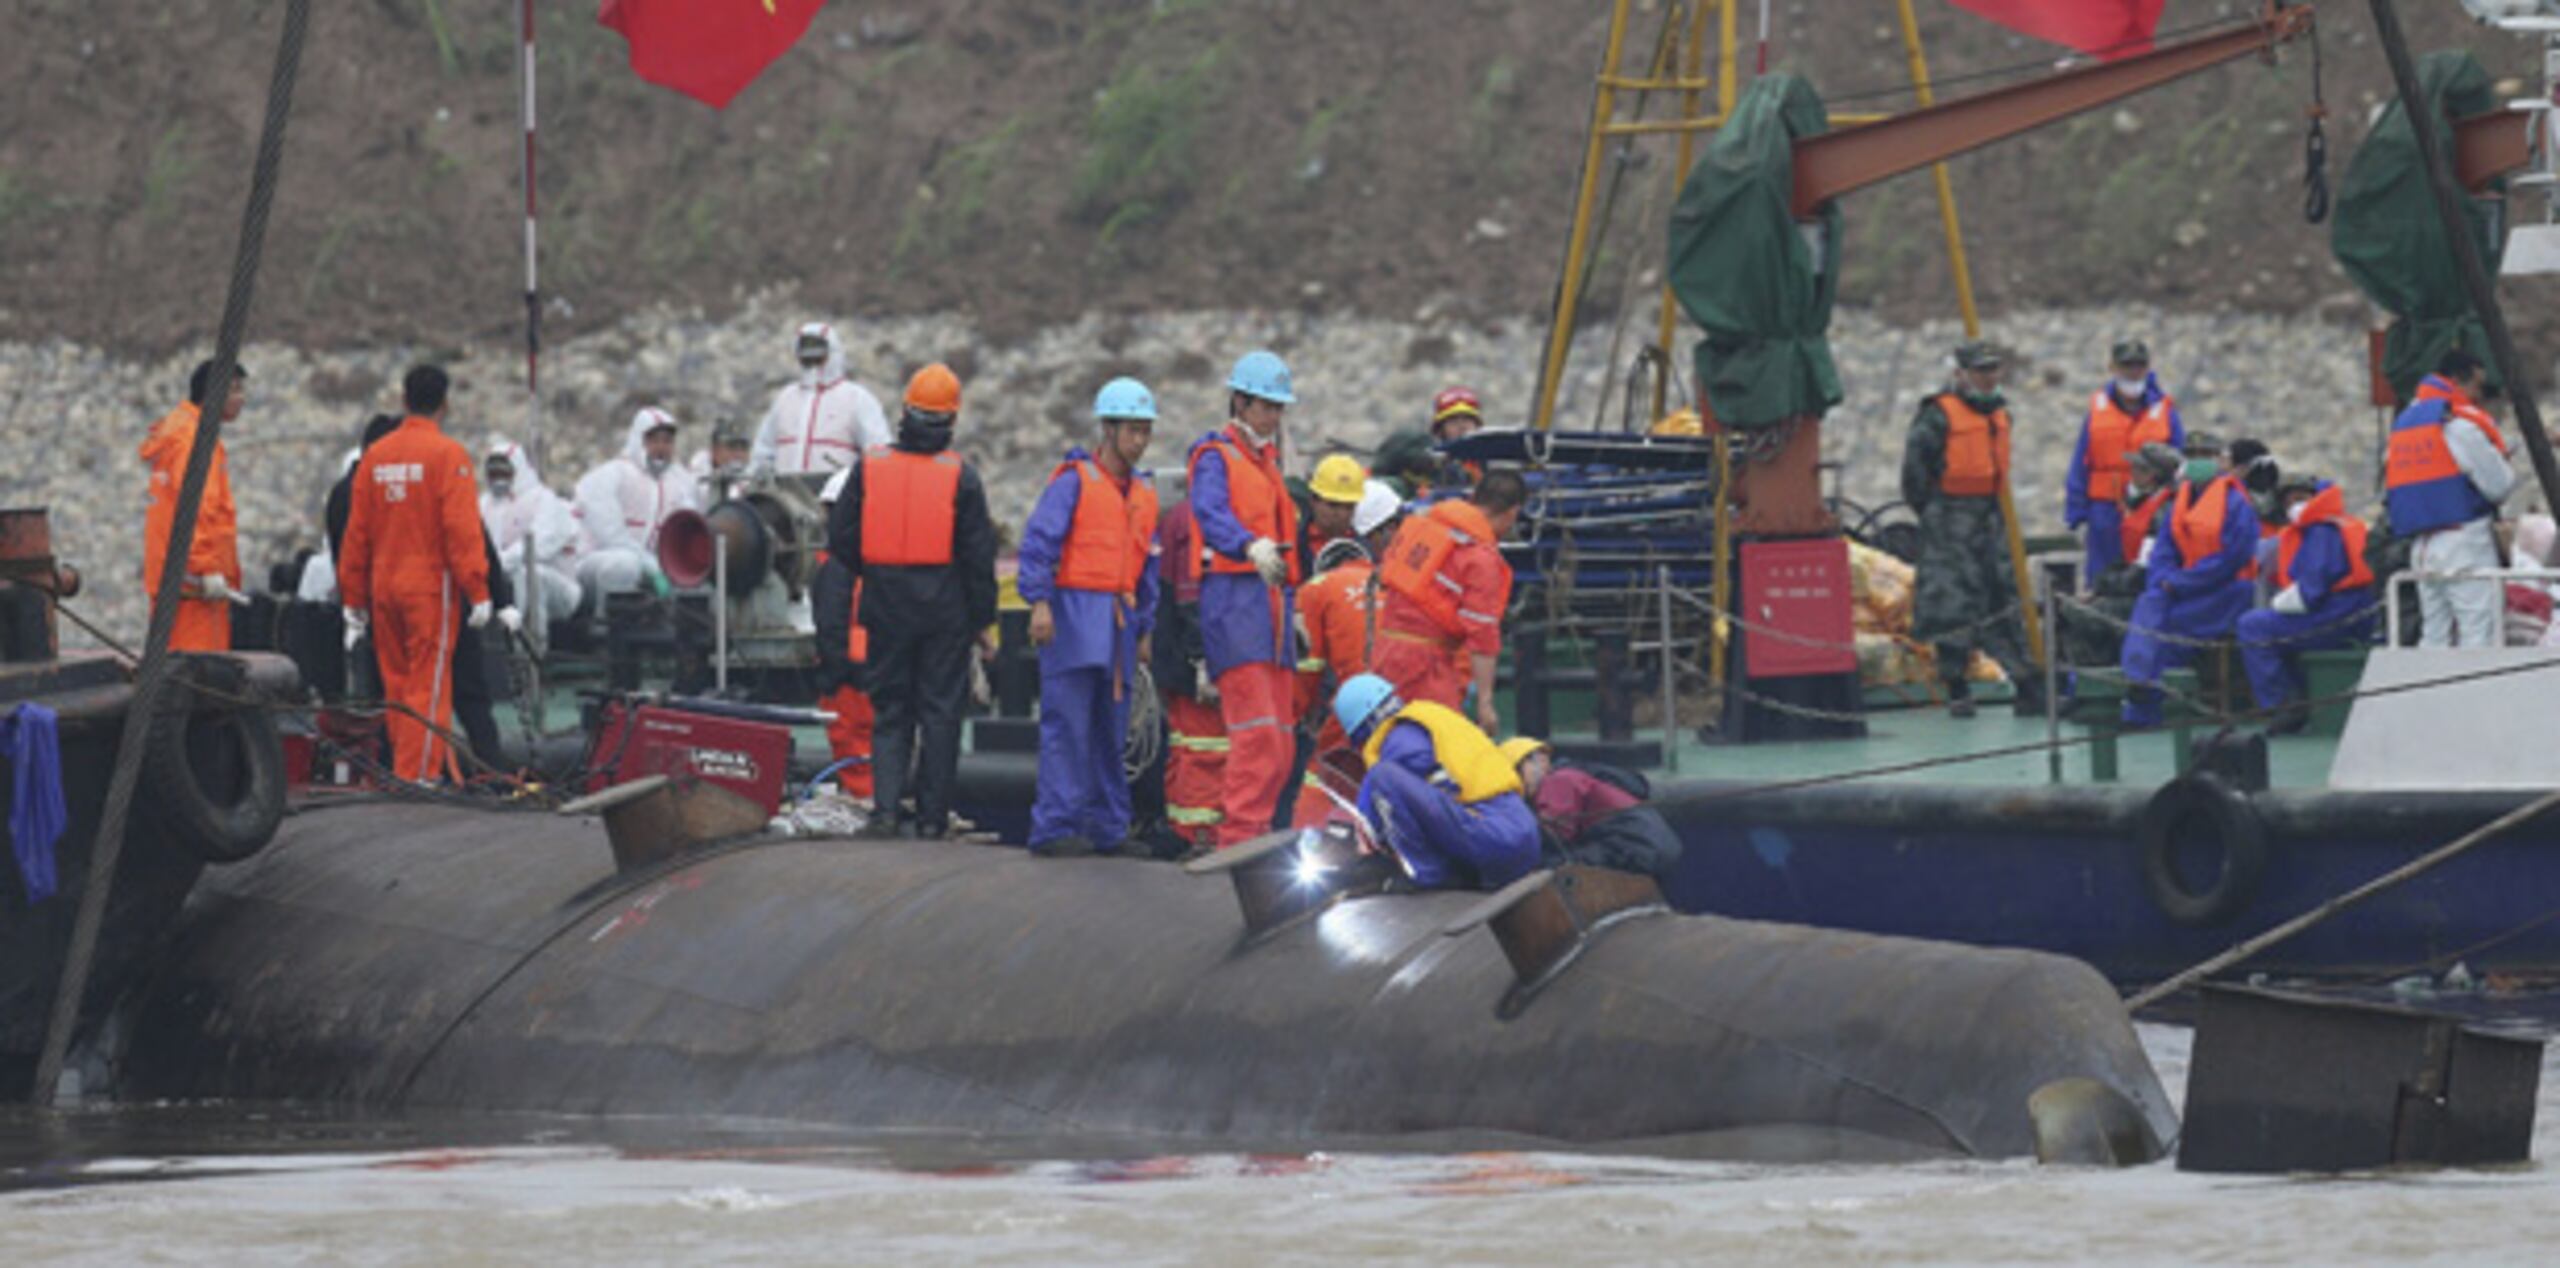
<box><xmin>30</xmin><ymin>0</ymin><xmax>312</xmax><ymax>1104</ymax></box>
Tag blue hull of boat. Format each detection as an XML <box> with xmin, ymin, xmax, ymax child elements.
<box><xmin>1653</xmin><ymin>780</ymin><xmax>2560</xmax><ymax>984</ymax></box>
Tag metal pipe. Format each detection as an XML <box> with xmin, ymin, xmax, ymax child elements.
<box><xmin>1708</xmin><ymin>429</ymin><xmax>1734</xmax><ymax>704</ymax></box>
<box><xmin>1659</xmin><ymin>564</ymin><xmax>1679</xmax><ymax>772</ymax></box>
<box><xmin>1717</xmin><ymin>0</ymin><xmax>1737</xmax><ymax>118</ymax></box>
<box><xmin>1889</xmin><ymin>0</ymin><xmax>2041</xmax><ymax>668</ymax></box>
<box><xmin>2366</xmin><ymin>0</ymin><xmax>2560</xmax><ymax>522</ymax></box>
<box><xmin>713</xmin><ymin>536</ymin><xmax>729</xmax><ymax>695</ymax></box>
<box><xmin>1533</xmin><ymin>0</ymin><xmax>1636</xmax><ymax>431</ymax></box>
<box><xmin>518</xmin><ymin>0</ymin><xmax>542</xmax><ymax>475</ymax></box>
<box><xmin>1651</xmin><ymin>0</ymin><xmax>1714</xmax><ymax>426</ymax></box>
<box><xmin>2043</xmin><ymin>572</ymin><xmax>2062</xmax><ymax>785</ymax></box>
<box><xmin>521</xmin><ymin>530</ymin><xmax>544</xmax><ymax>740</ymax></box>
<box><xmin>1894</xmin><ymin>0</ymin><xmax>1981</xmax><ymax>340</ymax></box>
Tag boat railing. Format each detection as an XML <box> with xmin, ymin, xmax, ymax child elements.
<box><xmin>2381</xmin><ymin>566</ymin><xmax>2560</xmax><ymax>648</ymax></box>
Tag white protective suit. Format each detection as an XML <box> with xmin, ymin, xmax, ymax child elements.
<box><xmin>750</xmin><ymin>322</ymin><xmax>890</xmax><ymax>476</ymax></box>
<box><xmin>297</xmin><ymin>446</ymin><xmax>366</xmax><ymax>604</ymax></box>
<box><xmin>2412</xmin><ymin>413</ymin><xmax>2519</xmax><ymax>650</ymax></box>
<box><xmin>481</xmin><ymin>434</ymin><xmax>584</xmax><ymax>624</ymax></box>
<box><xmin>574</xmin><ymin>408</ymin><xmax>702</xmax><ymax>598</ymax></box>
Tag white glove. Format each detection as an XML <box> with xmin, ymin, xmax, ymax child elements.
<box><xmin>2271</xmin><ymin>583</ymin><xmax>2307</xmax><ymax>616</ymax></box>
<box><xmin>2135</xmin><ymin>538</ymin><xmax>2156</xmax><ymax>566</ymax></box>
<box><xmin>341</xmin><ymin>607</ymin><xmax>369</xmax><ymax>653</ymax></box>
<box><xmin>1196</xmin><ymin>663</ymin><xmax>1220</xmax><ymax>704</ymax></box>
<box><xmin>1246</xmin><ymin>537</ymin><xmax>1288</xmax><ymax>587</ymax></box>
<box><xmin>497</xmin><ymin>606</ymin><xmax>524</xmax><ymax>634</ymax></box>
<box><xmin>194</xmin><ymin>573</ymin><xmax>245</xmax><ymax>604</ymax></box>
<box><xmin>468</xmin><ymin>600</ymin><xmax>494</xmax><ymax>629</ymax></box>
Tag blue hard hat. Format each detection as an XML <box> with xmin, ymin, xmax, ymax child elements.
<box><xmin>1227</xmin><ymin>350</ymin><xmax>1295</xmax><ymax>405</ymax></box>
<box><xmin>1094</xmin><ymin>376</ymin><xmax>1157</xmax><ymax>422</ymax></box>
<box><xmin>1332</xmin><ymin>673</ymin><xmax>1400</xmax><ymax>743</ymax></box>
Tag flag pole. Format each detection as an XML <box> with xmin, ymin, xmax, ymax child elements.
<box><xmin>519</xmin><ymin>0</ymin><xmax>541</xmax><ymax>475</ymax></box>
<box><xmin>517</xmin><ymin>0</ymin><xmax>548</xmax><ymax>671</ymax></box>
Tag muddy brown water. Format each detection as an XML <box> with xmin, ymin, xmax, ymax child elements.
<box><xmin>3</xmin><ymin>1026</ymin><xmax>2557</xmax><ymax>1265</ymax></box>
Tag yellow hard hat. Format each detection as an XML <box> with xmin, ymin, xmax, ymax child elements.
<box><xmin>1498</xmin><ymin>737</ymin><xmax>1551</xmax><ymax>768</ymax></box>
<box><xmin>1310</xmin><ymin>453</ymin><xmax>1367</xmax><ymax>504</ymax></box>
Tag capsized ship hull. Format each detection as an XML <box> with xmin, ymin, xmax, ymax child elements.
<box><xmin>115</xmin><ymin>799</ymin><xmax>2174</xmax><ymax>1160</ymax></box>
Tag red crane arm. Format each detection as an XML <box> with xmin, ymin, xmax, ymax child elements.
<box><xmin>1783</xmin><ymin>5</ymin><xmax>2525</xmax><ymax>216</ymax></box>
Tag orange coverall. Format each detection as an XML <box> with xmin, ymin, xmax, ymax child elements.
<box><xmin>338</xmin><ymin>415</ymin><xmax>490</xmax><ymax>783</ymax></box>
<box><xmin>138</xmin><ymin>402</ymin><xmax>240</xmax><ymax>652</ymax></box>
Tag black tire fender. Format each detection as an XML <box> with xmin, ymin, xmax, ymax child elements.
<box><xmin>2136</xmin><ymin>773</ymin><xmax>2268</xmax><ymax>927</ymax></box>
<box><xmin>143</xmin><ymin>687</ymin><xmax>287</xmax><ymax>865</ymax></box>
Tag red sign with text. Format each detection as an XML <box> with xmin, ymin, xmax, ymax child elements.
<box><xmin>1740</xmin><ymin>538</ymin><xmax>1857</xmax><ymax>679</ymax></box>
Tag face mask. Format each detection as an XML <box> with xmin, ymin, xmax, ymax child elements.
<box><xmin>2114</xmin><ymin>375</ymin><xmax>2147</xmax><ymax>398</ymax></box>
<box><xmin>487</xmin><ymin>476</ymin><xmax>513</xmax><ymax>498</ymax></box>
<box><xmin>2183</xmin><ymin>458</ymin><xmax>2220</xmax><ymax>484</ymax></box>
<box><xmin>2286</xmin><ymin>501</ymin><xmax>2309</xmax><ymax>525</ymax></box>
<box><xmin>645</xmin><ymin>456</ymin><xmax>671</xmax><ymax>477</ymax></box>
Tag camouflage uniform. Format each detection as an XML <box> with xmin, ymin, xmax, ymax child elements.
<box><xmin>1901</xmin><ymin>391</ymin><xmax>2034</xmax><ymax>693</ymax></box>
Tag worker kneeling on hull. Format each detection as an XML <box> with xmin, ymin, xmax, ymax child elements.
<box><xmin>1335</xmin><ymin>673</ymin><xmax>1539</xmax><ymax>891</ymax></box>
<box><xmin>1018</xmin><ymin>377</ymin><xmax>1162</xmax><ymax>857</ymax></box>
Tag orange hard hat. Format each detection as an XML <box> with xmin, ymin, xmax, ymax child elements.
<box><xmin>1431</xmin><ymin>386</ymin><xmax>1482</xmax><ymax>431</ymax></box>
<box><xmin>905</xmin><ymin>363</ymin><xmax>962</xmax><ymax>416</ymax></box>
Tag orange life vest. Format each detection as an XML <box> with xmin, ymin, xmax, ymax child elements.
<box><xmin>1300</xmin><ymin>558</ymin><xmax>1379</xmax><ymax>685</ymax></box>
<box><xmin>1936</xmin><ymin>392</ymin><xmax>2010</xmax><ymax>497</ymax></box>
<box><xmin>1052</xmin><ymin>458</ymin><xmax>1160</xmax><ymax>601</ymax></box>
<box><xmin>2385</xmin><ymin>375</ymin><xmax>2510</xmax><ymax>535</ymax></box>
<box><xmin>2169</xmin><ymin>474</ymin><xmax>2253</xmax><ymax>578</ymax></box>
<box><xmin>1188</xmin><ymin>426</ymin><xmax>1299</xmax><ymax>584</ymax></box>
<box><xmin>860</xmin><ymin>447</ymin><xmax>962</xmax><ymax>566</ymax></box>
<box><xmin>2083</xmin><ymin>388</ymin><xmax>2176</xmax><ymax>501</ymax></box>
<box><xmin>2120</xmin><ymin>486</ymin><xmax>2172</xmax><ymax>563</ymax></box>
<box><xmin>1379</xmin><ymin>500</ymin><xmax>1496</xmax><ymax>637</ymax></box>
<box><xmin>2272</xmin><ymin>485</ymin><xmax>2376</xmax><ymax>594</ymax></box>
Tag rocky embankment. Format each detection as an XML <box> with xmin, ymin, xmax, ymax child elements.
<box><xmin>3</xmin><ymin>295</ymin><xmax>2543</xmax><ymax>649</ymax></box>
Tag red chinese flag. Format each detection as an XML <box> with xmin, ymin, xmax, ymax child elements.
<box><xmin>598</xmin><ymin>0</ymin><xmax>825</xmax><ymax>109</ymax></box>
<box><xmin>1947</xmin><ymin>0</ymin><xmax>2165</xmax><ymax>61</ymax></box>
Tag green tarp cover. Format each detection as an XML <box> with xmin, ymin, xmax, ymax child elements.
<box><xmin>1667</xmin><ymin>73</ymin><xmax>1842</xmax><ymax>429</ymax></box>
<box><xmin>2332</xmin><ymin>49</ymin><xmax>2505</xmax><ymax>405</ymax></box>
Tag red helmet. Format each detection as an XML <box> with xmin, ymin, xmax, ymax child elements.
<box><xmin>1430</xmin><ymin>386</ymin><xmax>1482</xmax><ymax>433</ymax></box>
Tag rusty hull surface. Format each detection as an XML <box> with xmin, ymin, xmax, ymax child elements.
<box><xmin>114</xmin><ymin>800</ymin><xmax>2174</xmax><ymax>1160</ymax></box>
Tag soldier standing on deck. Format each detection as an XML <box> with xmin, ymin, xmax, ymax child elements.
<box><xmin>1900</xmin><ymin>340</ymin><xmax>2041</xmax><ymax>719</ymax></box>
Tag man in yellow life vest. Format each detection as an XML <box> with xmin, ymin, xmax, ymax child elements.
<box><xmin>1333</xmin><ymin>672</ymin><xmax>1540</xmax><ymax>891</ymax></box>
<box><xmin>1900</xmin><ymin>340</ymin><xmax>2039</xmax><ymax>718</ymax></box>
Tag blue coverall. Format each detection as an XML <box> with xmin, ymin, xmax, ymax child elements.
<box><xmin>2064</xmin><ymin>376</ymin><xmax>2184</xmax><ymax>586</ymax></box>
<box><xmin>1017</xmin><ymin>449</ymin><xmax>1160</xmax><ymax>851</ymax></box>
<box><xmin>2236</xmin><ymin>509</ymin><xmax>2377</xmax><ymax>711</ymax></box>
<box><xmin>1355</xmin><ymin>720</ymin><xmax>1540</xmax><ymax>891</ymax></box>
<box><xmin>2121</xmin><ymin>478</ymin><xmax>2259</xmax><ymax>727</ymax></box>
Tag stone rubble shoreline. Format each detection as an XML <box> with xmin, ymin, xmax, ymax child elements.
<box><xmin>2</xmin><ymin>294</ymin><xmax>2531</xmax><ymax>649</ymax></box>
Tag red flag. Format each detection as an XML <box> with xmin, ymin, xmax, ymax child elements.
<box><xmin>1947</xmin><ymin>0</ymin><xmax>2164</xmax><ymax>61</ymax></box>
<box><xmin>598</xmin><ymin>0</ymin><xmax>825</xmax><ymax>109</ymax></box>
